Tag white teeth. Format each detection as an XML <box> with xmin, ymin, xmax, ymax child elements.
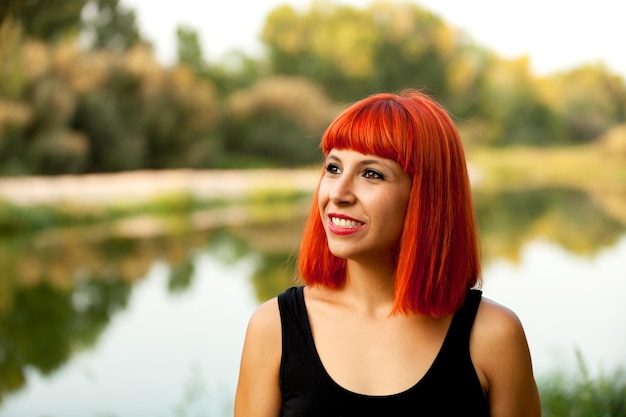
<box><xmin>331</xmin><ymin>217</ymin><xmax>362</xmax><ymax>228</ymax></box>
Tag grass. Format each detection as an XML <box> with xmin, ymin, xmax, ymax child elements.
<box><xmin>468</xmin><ymin>144</ymin><xmax>626</xmax><ymax>191</ymax></box>
<box><xmin>0</xmin><ymin>189</ymin><xmax>312</xmax><ymax>237</ymax></box>
<box><xmin>539</xmin><ymin>351</ymin><xmax>626</xmax><ymax>417</ymax></box>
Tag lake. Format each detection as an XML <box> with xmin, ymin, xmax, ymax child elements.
<box><xmin>0</xmin><ymin>185</ymin><xmax>624</xmax><ymax>417</ymax></box>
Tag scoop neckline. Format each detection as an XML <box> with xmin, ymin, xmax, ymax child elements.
<box><xmin>294</xmin><ymin>285</ymin><xmax>460</xmax><ymax>399</ymax></box>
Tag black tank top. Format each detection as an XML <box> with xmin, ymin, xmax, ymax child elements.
<box><xmin>277</xmin><ymin>286</ymin><xmax>490</xmax><ymax>417</ymax></box>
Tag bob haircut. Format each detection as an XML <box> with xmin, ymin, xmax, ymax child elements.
<box><xmin>297</xmin><ymin>89</ymin><xmax>481</xmax><ymax>317</ymax></box>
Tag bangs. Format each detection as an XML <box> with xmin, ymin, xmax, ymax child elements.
<box><xmin>321</xmin><ymin>97</ymin><xmax>414</xmax><ymax>175</ymax></box>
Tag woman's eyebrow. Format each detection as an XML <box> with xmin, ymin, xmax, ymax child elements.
<box><xmin>359</xmin><ymin>158</ymin><xmax>386</xmax><ymax>167</ymax></box>
<box><xmin>326</xmin><ymin>154</ymin><xmax>390</xmax><ymax>169</ymax></box>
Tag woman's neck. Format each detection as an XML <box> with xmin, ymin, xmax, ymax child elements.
<box><xmin>341</xmin><ymin>259</ymin><xmax>396</xmax><ymax>317</ymax></box>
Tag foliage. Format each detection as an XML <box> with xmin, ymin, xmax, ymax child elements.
<box><xmin>539</xmin><ymin>351</ymin><xmax>626</xmax><ymax>417</ymax></box>
<box><xmin>176</xmin><ymin>24</ymin><xmax>207</xmax><ymax>74</ymax></box>
<box><xmin>10</xmin><ymin>0</ymin><xmax>87</xmax><ymax>42</ymax></box>
<box><xmin>261</xmin><ymin>2</ymin><xmax>456</xmax><ymax>102</ymax></box>
<box><xmin>220</xmin><ymin>76</ymin><xmax>337</xmax><ymax>167</ymax></box>
<box><xmin>477</xmin><ymin>58</ymin><xmax>565</xmax><ymax>146</ymax></box>
<box><xmin>0</xmin><ymin>36</ymin><xmax>222</xmax><ymax>174</ymax></box>
<box><xmin>0</xmin><ymin>0</ymin><xmax>23</xmax><ymax>26</ymax></box>
<box><xmin>259</xmin><ymin>1</ymin><xmax>625</xmax><ymax>149</ymax></box>
<box><xmin>539</xmin><ymin>64</ymin><xmax>626</xmax><ymax>143</ymax></box>
<box><xmin>175</xmin><ymin>23</ymin><xmax>268</xmax><ymax>96</ymax></box>
<box><xmin>1</xmin><ymin>0</ymin><xmax>626</xmax><ymax>175</ymax></box>
<box><xmin>9</xmin><ymin>0</ymin><xmax>142</xmax><ymax>50</ymax></box>
<box><xmin>0</xmin><ymin>17</ymin><xmax>26</xmax><ymax>99</ymax></box>
<box><xmin>82</xmin><ymin>0</ymin><xmax>142</xmax><ymax>51</ymax></box>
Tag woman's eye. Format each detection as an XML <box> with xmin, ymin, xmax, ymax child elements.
<box><xmin>325</xmin><ymin>163</ymin><xmax>341</xmax><ymax>174</ymax></box>
<box><xmin>363</xmin><ymin>169</ymin><xmax>383</xmax><ymax>180</ymax></box>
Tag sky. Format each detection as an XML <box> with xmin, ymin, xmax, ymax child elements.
<box><xmin>122</xmin><ymin>0</ymin><xmax>626</xmax><ymax>78</ymax></box>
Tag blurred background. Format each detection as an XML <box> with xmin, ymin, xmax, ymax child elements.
<box><xmin>0</xmin><ymin>0</ymin><xmax>625</xmax><ymax>416</ymax></box>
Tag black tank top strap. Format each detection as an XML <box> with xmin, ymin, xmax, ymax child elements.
<box><xmin>441</xmin><ymin>289</ymin><xmax>483</xmax><ymax>355</ymax></box>
<box><xmin>277</xmin><ymin>285</ymin><xmax>305</xmax><ymax>324</ymax></box>
<box><xmin>277</xmin><ymin>286</ymin><xmax>314</xmax><ymax>391</ymax></box>
<box><xmin>277</xmin><ymin>285</ymin><xmax>308</xmax><ymax>349</ymax></box>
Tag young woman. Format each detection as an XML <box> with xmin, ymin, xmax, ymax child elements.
<box><xmin>234</xmin><ymin>90</ymin><xmax>541</xmax><ymax>417</ymax></box>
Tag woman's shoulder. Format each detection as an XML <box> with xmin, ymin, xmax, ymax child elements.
<box><xmin>471</xmin><ymin>296</ymin><xmax>530</xmax><ymax>358</ymax></box>
<box><xmin>236</xmin><ymin>297</ymin><xmax>283</xmax><ymax>416</ymax></box>
<box><xmin>246</xmin><ymin>296</ymin><xmax>281</xmax><ymax>337</ymax></box>
<box><xmin>471</xmin><ymin>296</ymin><xmax>536</xmax><ymax>391</ymax></box>
<box><xmin>474</xmin><ymin>296</ymin><xmax>525</xmax><ymax>336</ymax></box>
<box><xmin>246</xmin><ymin>285</ymin><xmax>307</xmax><ymax>336</ymax></box>
<box><xmin>471</xmin><ymin>299</ymin><xmax>541</xmax><ymax>415</ymax></box>
<box><xmin>239</xmin><ymin>297</ymin><xmax>282</xmax><ymax>372</ymax></box>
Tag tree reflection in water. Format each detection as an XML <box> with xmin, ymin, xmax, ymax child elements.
<box><xmin>474</xmin><ymin>187</ymin><xmax>626</xmax><ymax>263</ymax></box>
<box><xmin>0</xmin><ymin>186</ymin><xmax>624</xmax><ymax>414</ymax></box>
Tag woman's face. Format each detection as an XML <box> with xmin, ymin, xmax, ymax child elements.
<box><xmin>318</xmin><ymin>148</ymin><xmax>412</xmax><ymax>265</ymax></box>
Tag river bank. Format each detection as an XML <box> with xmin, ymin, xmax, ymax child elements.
<box><xmin>0</xmin><ymin>168</ymin><xmax>322</xmax><ymax>207</ymax></box>
<box><xmin>0</xmin><ymin>146</ymin><xmax>624</xmax><ymax>224</ymax></box>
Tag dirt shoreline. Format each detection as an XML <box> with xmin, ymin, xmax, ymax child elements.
<box><xmin>0</xmin><ymin>164</ymin><xmax>483</xmax><ymax>207</ymax></box>
<box><xmin>0</xmin><ymin>168</ymin><xmax>322</xmax><ymax>206</ymax></box>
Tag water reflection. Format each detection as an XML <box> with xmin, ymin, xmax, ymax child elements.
<box><xmin>482</xmin><ymin>235</ymin><xmax>626</xmax><ymax>376</ymax></box>
<box><xmin>474</xmin><ymin>187</ymin><xmax>626</xmax><ymax>262</ymax></box>
<box><xmin>0</xmin><ymin>186</ymin><xmax>624</xmax><ymax>416</ymax></box>
<box><xmin>0</xmin><ymin>254</ymin><xmax>259</xmax><ymax>417</ymax></box>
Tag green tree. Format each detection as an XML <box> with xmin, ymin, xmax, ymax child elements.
<box><xmin>175</xmin><ymin>23</ymin><xmax>265</xmax><ymax>96</ymax></box>
<box><xmin>368</xmin><ymin>2</ymin><xmax>457</xmax><ymax>100</ymax></box>
<box><xmin>71</xmin><ymin>68</ymin><xmax>146</xmax><ymax>172</ymax></box>
<box><xmin>541</xmin><ymin>64</ymin><xmax>626</xmax><ymax>143</ymax></box>
<box><xmin>262</xmin><ymin>3</ymin><xmax>378</xmax><ymax>101</ymax></box>
<box><xmin>141</xmin><ymin>64</ymin><xmax>221</xmax><ymax>169</ymax></box>
<box><xmin>444</xmin><ymin>44</ymin><xmax>494</xmax><ymax>119</ymax></box>
<box><xmin>0</xmin><ymin>16</ymin><xmax>26</xmax><ymax>99</ymax></box>
<box><xmin>9</xmin><ymin>0</ymin><xmax>141</xmax><ymax>50</ymax></box>
<box><xmin>176</xmin><ymin>24</ymin><xmax>206</xmax><ymax>73</ymax></box>
<box><xmin>206</xmin><ymin>50</ymin><xmax>269</xmax><ymax>95</ymax></box>
<box><xmin>261</xmin><ymin>2</ymin><xmax>462</xmax><ymax>102</ymax></box>
<box><xmin>0</xmin><ymin>0</ymin><xmax>23</xmax><ymax>26</ymax></box>
<box><xmin>82</xmin><ymin>0</ymin><xmax>142</xmax><ymax>51</ymax></box>
<box><xmin>479</xmin><ymin>57</ymin><xmax>564</xmax><ymax>146</ymax></box>
<box><xmin>221</xmin><ymin>76</ymin><xmax>335</xmax><ymax>167</ymax></box>
<box><xmin>11</xmin><ymin>0</ymin><xmax>87</xmax><ymax>41</ymax></box>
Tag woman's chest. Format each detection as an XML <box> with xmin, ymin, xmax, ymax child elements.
<box><xmin>307</xmin><ymin>308</ymin><xmax>452</xmax><ymax>396</ymax></box>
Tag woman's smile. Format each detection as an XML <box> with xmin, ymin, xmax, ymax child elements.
<box><xmin>328</xmin><ymin>213</ymin><xmax>365</xmax><ymax>235</ymax></box>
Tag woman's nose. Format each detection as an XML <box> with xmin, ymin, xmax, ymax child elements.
<box><xmin>329</xmin><ymin>175</ymin><xmax>356</xmax><ymax>205</ymax></box>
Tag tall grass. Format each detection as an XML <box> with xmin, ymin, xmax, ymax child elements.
<box><xmin>539</xmin><ymin>350</ymin><xmax>626</xmax><ymax>417</ymax></box>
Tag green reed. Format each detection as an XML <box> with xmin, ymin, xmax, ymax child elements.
<box><xmin>539</xmin><ymin>350</ymin><xmax>626</xmax><ymax>417</ymax></box>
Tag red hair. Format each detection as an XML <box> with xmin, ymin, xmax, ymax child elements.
<box><xmin>297</xmin><ymin>89</ymin><xmax>481</xmax><ymax>317</ymax></box>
